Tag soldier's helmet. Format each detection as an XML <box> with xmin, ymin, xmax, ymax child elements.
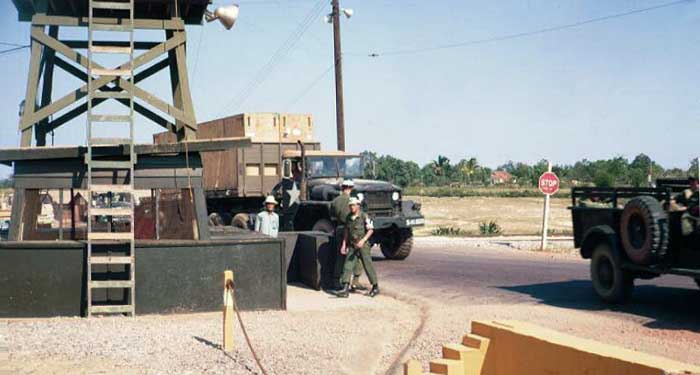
<box><xmin>341</xmin><ymin>179</ymin><xmax>355</xmax><ymax>188</ymax></box>
<box><xmin>348</xmin><ymin>197</ymin><xmax>361</xmax><ymax>206</ymax></box>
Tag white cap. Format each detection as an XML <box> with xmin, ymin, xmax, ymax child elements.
<box><xmin>341</xmin><ymin>179</ymin><xmax>355</xmax><ymax>188</ymax></box>
<box><xmin>264</xmin><ymin>195</ymin><xmax>278</xmax><ymax>205</ymax></box>
<box><xmin>348</xmin><ymin>197</ymin><xmax>361</xmax><ymax>206</ymax></box>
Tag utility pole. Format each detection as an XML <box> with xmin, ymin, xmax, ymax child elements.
<box><xmin>331</xmin><ymin>0</ymin><xmax>345</xmax><ymax>151</ymax></box>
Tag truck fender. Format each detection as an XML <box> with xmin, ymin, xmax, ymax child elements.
<box><xmin>580</xmin><ymin>225</ymin><xmax>621</xmax><ymax>259</ymax></box>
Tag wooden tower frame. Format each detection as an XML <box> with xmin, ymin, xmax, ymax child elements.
<box><xmin>17</xmin><ymin>14</ymin><xmax>198</xmax><ymax>147</ymax></box>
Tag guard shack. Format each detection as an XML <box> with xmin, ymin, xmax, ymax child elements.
<box><xmin>1</xmin><ymin>1</ymin><xmax>287</xmax><ymax>317</ymax></box>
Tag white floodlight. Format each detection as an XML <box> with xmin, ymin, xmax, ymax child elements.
<box><xmin>342</xmin><ymin>8</ymin><xmax>353</xmax><ymax>18</ymax></box>
<box><xmin>205</xmin><ymin>4</ymin><xmax>240</xmax><ymax>30</ymax></box>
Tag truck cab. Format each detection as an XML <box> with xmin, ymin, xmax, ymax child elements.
<box><xmin>273</xmin><ymin>150</ymin><xmax>424</xmax><ymax>260</ymax></box>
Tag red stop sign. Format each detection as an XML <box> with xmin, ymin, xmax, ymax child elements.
<box><xmin>539</xmin><ymin>172</ymin><xmax>560</xmax><ymax>195</ymax></box>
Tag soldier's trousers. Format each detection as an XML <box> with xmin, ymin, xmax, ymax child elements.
<box><xmin>341</xmin><ymin>246</ymin><xmax>378</xmax><ymax>286</ymax></box>
<box><xmin>333</xmin><ymin>226</ymin><xmax>363</xmax><ymax>281</ymax></box>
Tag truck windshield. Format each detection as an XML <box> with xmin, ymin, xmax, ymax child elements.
<box><xmin>306</xmin><ymin>156</ymin><xmax>363</xmax><ymax>178</ymax></box>
<box><xmin>338</xmin><ymin>157</ymin><xmax>363</xmax><ymax>178</ymax></box>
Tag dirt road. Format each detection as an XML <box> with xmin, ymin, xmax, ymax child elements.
<box><xmin>376</xmin><ymin>237</ymin><xmax>700</xmax><ymax>372</ymax></box>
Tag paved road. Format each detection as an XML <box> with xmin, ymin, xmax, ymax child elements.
<box><xmin>374</xmin><ymin>237</ymin><xmax>700</xmax><ymax>333</ymax></box>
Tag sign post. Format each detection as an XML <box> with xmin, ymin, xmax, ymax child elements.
<box><xmin>539</xmin><ymin>162</ymin><xmax>560</xmax><ymax>250</ymax></box>
<box><xmin>223</xmin><ymin>270</ymin><xmax>235</xmax><ymax>352</ymax></box>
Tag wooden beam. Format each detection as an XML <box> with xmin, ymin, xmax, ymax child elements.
<box><xmin>54</xmin><ymin>55</ymin><xmax>87</xmax><ymax>82</ymax></box>
<box><xmin>134</xmin><ymin>58</ymin><xmax>169</xmax><ymax>84</ymax></box>
<box><xmin>20</xmin><ymin>31</ymin><xmax>185</xmax><ymax>131</ymax></box>
<box><xmin>62</xmin><ymin>40</ymin><xmax>160</xmax><ymax>50</ymax></box>
<box><xmin>37</xmin><ymin>25</ymin><xmax>59</xmax><ymax>147</ymax></box>
<box><xmin>31</xmin><ymin>14</ymin><xmax>185</xmax><ymax>30</ymax></box>
<box><xmin>118</xmin><ymin>79</ymin><xmax>196</xmax><ymax>130</ymax></box>
<box><xmin>0</xmin><ymin>138</ymin><xmax>253</xmax><ymax>163</ymax></box>
<box><xmin>168</xmin><ymin>30</ymin><xmax>197</xmax><ymax>140</ymax></box>
<box><xmin>19</xmin><ymin>25</ymin><xmax>45</xmax><ymax>147</ymax></box>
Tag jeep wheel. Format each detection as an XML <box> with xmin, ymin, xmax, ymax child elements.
<box><xmin>312</xmin><ymin>219</ymin><xmax>334</xmax><ymax>234</ymax></box>
<box><xmin>620</xmin><ymin>196</ymin><xmax>668</xmax><ymax>265</ymax></box>
<box><xmin>591</xmin><ymin>242</ymin><xmax>634</xmax><ymax>303</ymax></box>
<box><xmin>232</xmin><ymin>213</ymin><xmax>250</xmax><ymax>230</ymax></box>
<box><xmin>380</xmin><ymin>229</ymin><xmax>413</xmax><ymax>260</ymax></box>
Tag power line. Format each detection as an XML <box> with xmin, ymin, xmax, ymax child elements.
<box><xmin>287</xmin><ymin>63</ymin><xmax>333</xmax><ymax>108</ymax></box>
<box><xmin>368</xmin><ymin>0</ymin><xmax>692</xmax><ymax>57</ymax></box>
<box><xmin>0</xmin><ymin>41</ymin><xmax>27</xmax><ymax>48</ymax></box>
<box><xmin>216</xmin><ymin>0</ymin><xmax>327</xmax><ymax>115</ymax></box>
<box><xmin>0</xmin><ymin>45</ymin><xmax>30</xmax><ymax>57</ymax></box>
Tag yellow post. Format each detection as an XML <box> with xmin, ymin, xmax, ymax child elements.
<box><xmin>223</xmin><ymin>270</ymin><xmax>235</xmax><ymax>352</ymax></box>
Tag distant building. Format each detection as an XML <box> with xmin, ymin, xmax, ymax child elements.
<box><xmin>491</xmin><ymin>171</ymin><xmax>514</xmax><ymax>185</ymax></box>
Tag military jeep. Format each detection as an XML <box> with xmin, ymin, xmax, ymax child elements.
<box><xmin>571</xmin><ymin>179</ymin><xmax>700</xmax><ymax>303</ymax></box>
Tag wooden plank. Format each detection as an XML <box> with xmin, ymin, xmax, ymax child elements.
<box><xmin>90</xmin><ymin>160</ymin><xmax>134</xmax><ymax>169</ymax></box>
<box><xmin>118</xmin><ymin>79</ymin><xmax>196</xmax><ymax>129</ymax></box>
<box><xmin>90</xmin><ymin>45</ymin><xmax>132</xmax><ymax>54</ymax></box>
<box><xmin>88</xmin><ymin>232</ymin><xmax>134</xmax><ymax>241</ymax></box>
<box><xmin>91</xmin><ymin>67</ymin><xmax>132</xmax><ymax>77</ymax></box>
<box><xmin>88</xmin><ymin>114</ymin><xmax>131</xmax><ymax>122</ymax></box>
<box><xmin>89</xmin><ymin>137</ymin><xmax>132</xmax><ymax>145</ymax></box>
<box><xmin>90</xmin><ymin>280</ymin><xmax>133</xmax><ymax>288</ymax></box>
<box><xmin>89</xmin><ymin>305</ymin><xmax>133</xmax><ymax>313</ymax></box>
<box><xmin>90</xmin><ymin>23</ymin><xmax>133</xmax><ymax>32</ymax></box>
<box><xmin>0</xmin><ymin>137</ymin><xmax>251</xmax><ymax>162</ymax></box>
<box><xmin>90</xmin><ymin>208</ymin><xmax>133</xmax><ymax>216</ymax></box>
<box><xmin>90</xmin><ymin>184</ymin><xmax>133</xmax><ymax>193</ymax></box>
<box><xmin>93</xmin><ymin>91</ymin><xmax>130</xmax><ymax>99</ymax></box>
<box><xmin>90</xmin><ymin>256</ymin><xmax>132</xmax><ymax>264</ymax></box>
<box><xmin>31</xmin><ymin>15</ymin><xmax>186</xmax><ymax>30</ymax></box>
<box><xmin>36</xmin><ymin>25</ymin><xmax>59</xmax><ymax>147</ymax></box>
<box><xmin>91</xmin><ymin>1</ymin><xmax>132</xmax><ymax>10</ymax></box>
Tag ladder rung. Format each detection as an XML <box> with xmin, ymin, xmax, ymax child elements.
<box><xmin>93</xmin><ymin>91</ymin><xmax>131</xmax><ymax>99</ymax></box>
<box><xmin>89</xmin><ymin>137</ymin><xmax>132</xmax><ymax>145</ymax></box>
<box><xmin>89</xmin><ymin>305</ymin><xmax>134</xmax><ymax>314</ymax></box>
<box><xmin>90</xmin><ymin>280</ymin><xmax>133</xmax><ymax>289</ymax></box>
<box><xmin>90</xmin><ymin>45</ymin><xmax>132</xmax><ymax>54</ymax></box>
<box><xmin>90</xmin><ymin>184</ymin><xmax>134</xmax><ymax>193</ymax></box>
<box><xmin>90</xmin><ymin>208</ymin><xmax>133</xmax><ymax>216</ymax></box>
<box><xmin>88</xmin><ymin>232</ymin><xmax>134</xmax><ymax>241</ymax></box>
<box><xmin>89</xmin><ymin>114</ymin><xmax>131</xmax><ymax>123</ymax></box>
<box><xmin>90</xmin><ymin>256</ymin><xmax>133</xmax><ymax>264</ymax></box>
<box><xmin>89</xmin><ymin>160</ymin><xmax>134</xmax><ymax>170</ymax></box>
<box><xmin>90</xmin><ymin>24</ymin><xmax>133</xmax><ymax>32</ymax></box>
<box><xmin>90</xmin><ymin>67</ymin><xmax>132</xmax><ymax>77</ymax></box>
<box><xmin>91</xmin><ymin>1</ymin><xmax>133</xmax><ymax>10</ymax></box>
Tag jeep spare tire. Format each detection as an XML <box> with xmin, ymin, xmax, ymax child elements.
<box><xmin>620</xmin><ymin>196</ymin><xmax>668</xmax><ymax>265</ymax></box>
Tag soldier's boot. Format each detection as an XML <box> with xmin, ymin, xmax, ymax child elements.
<box><xmin>350</xmin><ymin>278</ymin><xmax>367</xmax><ymax>292</ymax></box>
<box><xmin>334</xmin><ymin>283</ymin><xmax>350</xmax><ymax>298</ymax></box>
<box><xmin>368</xmin><ymin>284</ymin><xmax>380</xmax><ymax>298</ymax></box>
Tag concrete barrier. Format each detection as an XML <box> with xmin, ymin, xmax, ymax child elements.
<box><xmin>404</xmin><ymin>320</ymin><xmax>700</xmax><ymax>375</ymax></box>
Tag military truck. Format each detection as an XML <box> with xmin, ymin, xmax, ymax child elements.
<box><xmin>570</xmin><ymin>179</ymin><xmax>699</xmax><ymax>303</ymax></box>
<box><xmin>155</xmin><ymin>113</ymin><xmax>424</xmax><ymax>260</ymax></box>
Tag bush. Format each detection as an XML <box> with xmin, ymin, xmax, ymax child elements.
<box><xmin>431</xmin><ymin>226</ymin><xmax>465</xmax><ymax>236</ymax></box>
<box><xmin>479</xmin><ymin>221</ymin><xmax>502</xmax><ymax>236</ymax></box>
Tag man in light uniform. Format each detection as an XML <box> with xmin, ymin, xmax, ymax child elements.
<box><xmin>335</xmin><ymin>197</ymin><xmax>379</xmax><ymax>298</ymax></box>
<box><xmin>671</xmin><ymin>177</ymin><xmax>700</xmax><ymax>236</ymax></box>
<box><xmin>255</xmin><ymin>196</ymin><xmax>279</xmax><ymax>237</ymax></box>
<box><xmin>330</xmin><ymin>180</ymin><xmax>365</xmax><ymax>291</ymax></box>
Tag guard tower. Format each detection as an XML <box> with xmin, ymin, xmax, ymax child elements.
<box><xmin>12</xmin><ymin>0</ymin><xmax>209</xmax><ymax>316</ymax></box>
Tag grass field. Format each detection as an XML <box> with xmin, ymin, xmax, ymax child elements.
<box><xmin>408</xmin><ymin>195</ymin><xmax>573</xmax><ymax>236</ymax></box>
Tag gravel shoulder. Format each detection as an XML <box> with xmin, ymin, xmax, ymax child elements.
<box><xmin>2</xmin><ymin>286</ymin><xmax>421</xmax><ymax>375</ymax></box>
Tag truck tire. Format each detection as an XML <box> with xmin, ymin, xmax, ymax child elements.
<box><xmin>380</xmin><ymin>229</ymin><xmax>413</xmax><ymax>260</ymax></box>
<box><xmin>620</xmin><ymin>196</ymin><xmax>668</xmax><ymax>265</ymax></box>
<box><xmin>591</xmin><ymin>242</ymin><xmax>634</xmax><ymax>303</ymax></box>
<box><xmin>312</xmin><ymin>219</ymin><xmax>334</xmax><ymax>234</ymax></box>
<box><xmin>232</xmin><ymin>213</ymin><xmax>250</xmax><ymax>230</ymax></box>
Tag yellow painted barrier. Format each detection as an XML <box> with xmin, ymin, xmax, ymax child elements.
<box><xmin>404</xmin><ymin>320</ymin><xmax>700</xmax><ymax>375</ymax></box>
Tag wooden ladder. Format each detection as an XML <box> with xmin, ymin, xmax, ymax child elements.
<box><xmin>86</xmin><ymin>0</ymin><xmax>136</xmax><ymax>317</ymax></box>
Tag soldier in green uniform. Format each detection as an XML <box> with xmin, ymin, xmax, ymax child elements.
<box><xmin>335</xmin><ymin>197</ymin><xmax>379</xmax><ymax>298</ymax></box>
<box><xmin>672</xmin><ymin>177</ymin><xmax>700</xmax><ymax>236</ymax></box>
<box><xmin>330</xmin><ymin>180</ymin><xmax>365</xmax><ymax>291</ymax></box>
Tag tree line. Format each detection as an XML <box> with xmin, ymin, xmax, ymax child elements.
<box><xmin>361</xmin><ymin>151</ymin><xmax>698</xmax><ymax>188</ymax></box>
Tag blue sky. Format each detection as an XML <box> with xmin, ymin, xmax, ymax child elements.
<box><xmin>0</xmin><ymin>0</ymin><xmax>699</xmax><ymax>178</ymax></box>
